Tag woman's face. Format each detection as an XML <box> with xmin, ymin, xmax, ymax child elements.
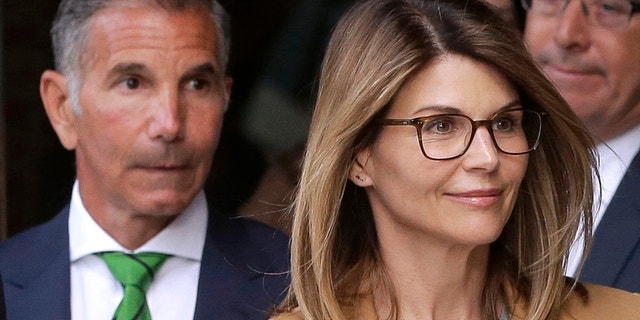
<box><xmin>351</xmin><ymin>55</ymin><xmax>528</xmax><ymax>248</ymax></box>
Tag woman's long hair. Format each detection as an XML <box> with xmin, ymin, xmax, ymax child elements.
<box><xmin>281</xmin><ymin>0</ymin><xmax>597</xmax><ymax>319</ymax></box>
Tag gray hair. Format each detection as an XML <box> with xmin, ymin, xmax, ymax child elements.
<box><xmin>50</xmin><ymin>0</ymin><xmax>231</xmax><ymax>111</ymax></box>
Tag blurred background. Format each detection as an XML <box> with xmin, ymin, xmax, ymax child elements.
<box><xmin>0</xmin><ymin>0</ymin><xmax>354</xmax><ymax>239</ymax></box>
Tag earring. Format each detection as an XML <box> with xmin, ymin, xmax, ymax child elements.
<box><xmin>356</xmin><ymin>175</ymin><xmax>365</xmax><ymax>182</ymax></box>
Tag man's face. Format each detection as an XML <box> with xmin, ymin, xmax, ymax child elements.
<box><xmin>483</xmin><ymin>0</ymin><xmax>518</xmax><ymax>27</ymax></box>
<box><xmin>524</xmin><ymin>1</ymin><xmax>640</xmax><ymax>140</ymax></box>
<box><xmin>70</xmin><ymin>5</ymin><xmax>230</xmax><ymax>219</ymax></box>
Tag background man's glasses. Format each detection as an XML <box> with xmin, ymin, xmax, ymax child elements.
<box><xmin>521</xmin><ymin>0</ymin><xmax>640</xmax><ymax>29</ymax></box>
<box><xmin>380</xmin><ymin>108</ymin><xmax>545</xmax><ymax>160</ymax></box>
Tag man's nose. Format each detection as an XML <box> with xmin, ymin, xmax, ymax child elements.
<box><xmin>147</xmin><ymin>88</ymin><xmax>184</xmax><ymax>142</ymax></box>
<box><xmin>554</xmin><ymin>0</ymin><xmax>592</xmax><ymax>50</ymax></box>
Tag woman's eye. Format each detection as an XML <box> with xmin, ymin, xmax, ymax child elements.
<box><xmin>424</xmin><ymin>118</ymin><xmax>456</xmax><ymax>134</ymax></box>
<box><xmin>434</xmin><ymin>121</ymin><xmax>452</xmax><ymax>133</ymax></box>
<box><xmin>493</xmin><ymin>117</ymin><xmax>515</xmax><ymax>131</ymax></box>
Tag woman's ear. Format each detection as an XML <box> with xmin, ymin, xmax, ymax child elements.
<box><xmin>349</xmin><ymin>149</ymin><xmax>373</xmax><ymax>187</ymax></box>
<box><xmin>40</xmin><ymin>70</ymin><xmax>78</xmax><ymax>150</ymax></box>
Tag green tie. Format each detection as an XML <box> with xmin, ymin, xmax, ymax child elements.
<box><xmin>97</xmin><ymin>252</ymin><xmax>169</xmax><ymax>320</ymax></box>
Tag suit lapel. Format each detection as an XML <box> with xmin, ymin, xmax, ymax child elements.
<box><xmin>193</xmin><ymin>210</ymin><xmax>289</xmax><ymax>320</ymax></box>
<box><xmin>1</xmin><ymin>208</ymin><xmax>71</xmax><ymax>319</ymax></box>
<box><xmin>192</xmin><ymin>215</ymin><xmax>236</xmax><ymax>319</ymax></box>
<box><xmin>582</xmin><ymin>150</ymin><xmax>640</xmax><ymax>287</ymax></box>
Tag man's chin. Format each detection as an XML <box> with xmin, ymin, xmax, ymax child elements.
<box><xmin>133</xmin><ymin>192</ymin><xmax>197</xmax><ymax>217</ymax></box>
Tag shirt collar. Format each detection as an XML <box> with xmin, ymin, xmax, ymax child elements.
<box><xmin>597</xmin><ymin>122</ymin><xmax>640</xmax><ymax>171</ymax></box>
<box><xmin>69</xmin><ymin>180</ymin><xmax>208</xmax><ymax>262</ymax></box>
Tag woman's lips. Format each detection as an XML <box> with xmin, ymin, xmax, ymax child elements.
<box><xmin>445</xmin><ymin>189</ymin><xmax>502</xmax><ymax>208</ymax></box>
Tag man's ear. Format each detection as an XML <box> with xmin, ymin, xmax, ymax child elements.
<box><xmin>349</xmin><ymin>149</ymin><xmax>373</xmax><ymax>187</ymax></box>
<box><xmin>40</xmin><ymin>70</ymin><xmax>78</xmax><ymax>150</ymax></box>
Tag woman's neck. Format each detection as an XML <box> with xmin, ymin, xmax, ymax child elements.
<box><xmin>374</xmin><ymin>234</ymin><xmax>490</xmax><ymax>320</ymax></box>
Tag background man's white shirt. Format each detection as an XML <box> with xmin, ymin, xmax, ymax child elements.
<box><xmin>565</xmin><ymin>123</ymin><xmax>640</xmax><ymax>277</ymax></box>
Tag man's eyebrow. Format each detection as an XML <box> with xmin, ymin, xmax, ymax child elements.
<box><xmin>103</xmin><ymin>62</ymin><xmax>150</xmax><ymax>86</ymax></box>
<box><xmin>109</xmin><ymin>62</ymin><xmax>149</xmax><ymax>76</ymax></box>
<box><xmin>182</xmin><ymin>63</ymin><xmax>219</xmax><ymax>80</ymax></box>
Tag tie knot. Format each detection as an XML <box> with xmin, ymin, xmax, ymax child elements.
<box><xmin>97</xmin><ymin>252</ymin><xmax>169</xmax><ymax>290</ymax></box>
<box><xmin>97</xmin><ymin>252</ymin><xmax>169</xmax><ymax>320</ymax></box>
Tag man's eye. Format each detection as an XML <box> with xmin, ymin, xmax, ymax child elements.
<box><xmin>599</xmin><ymin>1</ymin><xmax>626</xmax><ymax>13</ymax></box>
<box><xmin>188</xmin><ymin>79</ymin><xmax>209</xmax><ymax>90</ymax></box>
<box><xmin>123</xmin><ymin>78</ymin><xmax>140</xmax><ymax>90</ymax></box>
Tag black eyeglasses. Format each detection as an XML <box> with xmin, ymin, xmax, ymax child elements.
<box><xmin>521</xmin><ymin>0</ymin><xmax>640</xmax><ymax>29</ymax></box>
<box><xmin>380</xmin><ymin>108</ymin><xmax>545</xmax><ymax>160</ymax></box>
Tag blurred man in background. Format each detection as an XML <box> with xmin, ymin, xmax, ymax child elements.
<box><xmin>523</xmin><ymin>0</ymin><xmax>640</xmax><ymax>292</ymax></box>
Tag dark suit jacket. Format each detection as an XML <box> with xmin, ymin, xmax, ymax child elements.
<box><xmin>0</xmin><ymin>273</ymin><xmax>6</xmax><ymax>320</ymax></box>
<box><xmin>0</xmin><ymin>204</ymin><xmax>290</xmax><ymax>320</ymax></box>
<box><xmin>581</xmin><ymin>149</ymin><xmax>640</xmax><ymax>293</ymax></box>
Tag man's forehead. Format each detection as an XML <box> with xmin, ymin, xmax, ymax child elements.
<box><xmin>101</xmin><ymin>0</ymin><xmax>206</xmax><ymax>11</ymax></box>
<box><xmin>80</xmin><ymin>5</ymin><xmax>219</xmax><ymax>74</ymax></box>
<box><xmin>89</xmin><ymin>0</ymin><xmax>214</xmax><ymax>32</ymax></box>
<box><xmin>89</xmin><ymin>2</ymin><xmax>216</xmax><ymax>43</ymax></box>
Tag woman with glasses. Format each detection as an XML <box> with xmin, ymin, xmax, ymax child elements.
<box><xmin>271</xmin><ymin>0</ymin><xmax>640</xmax><ymax>319</ymax></box>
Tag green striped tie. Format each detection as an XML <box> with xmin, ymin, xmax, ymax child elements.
<box><xmin>97</xmin><ymin>252</ymin><xmax>169</xmax><ymax>320</ymax></box>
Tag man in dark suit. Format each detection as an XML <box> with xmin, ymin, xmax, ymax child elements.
<box><xmin>0</xmin><ymin>0</ymin><xmax>289</xmax><ymax>319</ymax></box>
<box><xmin>0</xmin><ymin>273</ymin><xmax>6</xmax><ymax>320</ymax></box>
<box><xmin>522</xmin><ymin>0</ymin><xmax>640</xmax><ymax>292</ymax></box>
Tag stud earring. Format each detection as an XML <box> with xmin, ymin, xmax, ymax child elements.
<box><xmin>356</xmin><ymin>175</ymin><xmax>365</xmax><ymax>182</ymax></box>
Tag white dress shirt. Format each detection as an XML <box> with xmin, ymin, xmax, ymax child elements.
<box><xmin>69</xmin><ymin>181</ymin><xmax>208</xmax><ymax>320</ymax></box>
<box><xmin>565</xmin><ymin>123</ymin><xmax>640</xmax><ymax>277</ymax></box>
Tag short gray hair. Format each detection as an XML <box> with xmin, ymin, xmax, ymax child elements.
<box><xmin>50</xmin><ymin>0</ymin><xmax>231</xmax><ymax>110</ymax></box>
